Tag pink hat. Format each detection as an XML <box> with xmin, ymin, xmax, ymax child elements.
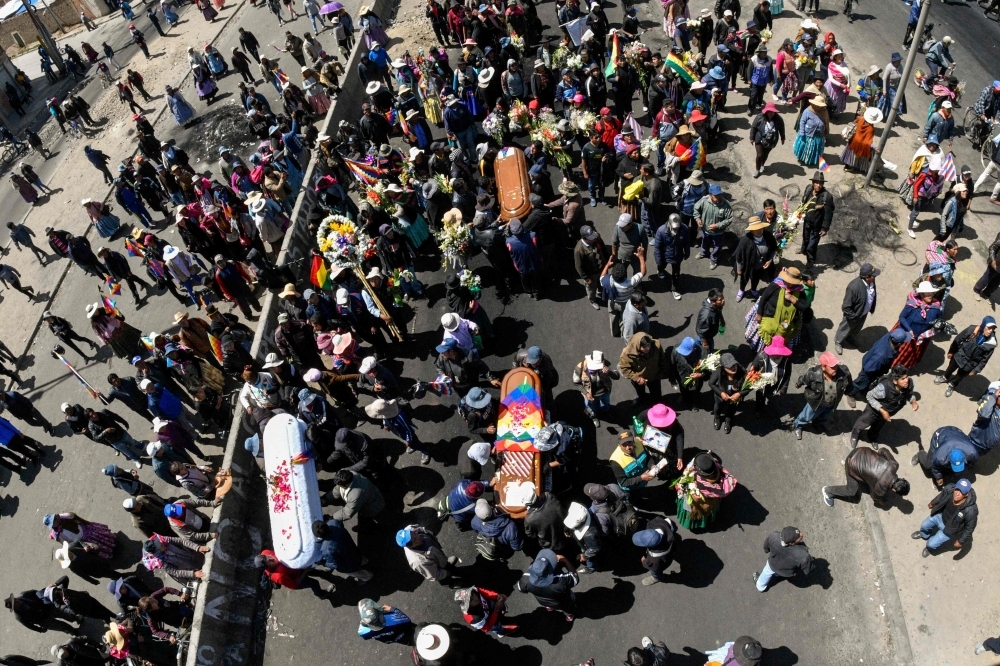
<box><xmin>819</xmin><ymin>351</ymin><xmax>839</xmax><ymax>367</ymax></box>
<box><xmin>762</xmin><ymin>102</ymin><xmax>779</xmax><ymax>114</ymax></box>
<box><xmin>332</xmin><ymin>332</ymin><xmax>354</xmax><ymax>355</ymax></box>
<box><xmin>647</xmin><ymin>403</ymin><xmax>676</xmax><ymax>428</ymax></box>
<box><xmin>572</xmin><ymin>93</ymin><xmax>585</xmax><ymax>103</ymax></box>
<box><xmin>763</xmin><ymin>335</ymin><xmax>792</xmax><ymax>357</ymax></box>
<box><xmin>316</xmin><ymin>333</ymin><xmax>333</xmax><ymax>352</ymax></box>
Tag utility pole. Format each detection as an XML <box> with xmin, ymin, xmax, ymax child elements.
<box><xmin>863</xmin><ymin>0</ymin><xmax>931</xmax><ymax>189</ymax></box>
<box><xmin>20</xmin><ymin>0</ymin><xmax>66</xmax><ymax>74</ymax></box>
<box><xmin>37</xmin><ymin>0</ymin><xmax>68</xmax><ymax>34</ymax></box>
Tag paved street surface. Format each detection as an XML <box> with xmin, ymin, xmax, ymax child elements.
<box><xmin>0</xmin><ymin>0</ymin><xmax>999</xmax><ymax>662</ymax></box>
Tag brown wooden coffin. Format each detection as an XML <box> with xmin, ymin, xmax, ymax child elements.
<box><xmin>495</xmin><ymin>367</ymin><xmax>544</xmax><ymax>520</ymax></box>
<box><xmin>494</xmin><ymin>147</ymin><xmax>532</xmax><ymax>222</ymax></box>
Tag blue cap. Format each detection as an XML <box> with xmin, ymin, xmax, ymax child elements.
<box><xmin>709</xmin><ymin>66</ymin><xmax>726</xmax><ymax>80</ymax></box>
<box><xmin>948</xmin><ymin>448</ymin><xmax>966</xmax><ymax>472</ymax></box>
<box><xmin>103</xmin><ymin>464</ymin><xmax>116</xmax><ymax>476</ymax></box>
<box><xmin>464</xmin><ymin>386</ymin><xmax>492</xmax><ymax>409</ymax></box>
<box><xmin>994</xmin><ymin>80</ymin><xmax>1000</xmax><ymax>89</ymax></box>
<box><xmin>245</xmin><ymin>433</ymin><xmax>261</xmax><ymax>457</ymax></box>
<box><xmin>395</xmin><ymin>528</ymin><xmax>413</xmax><ymax>547</ymax></box>
<box><xmin>526</xmin><ymin>346</ymin><xmax>542</xmax><ymax>364</ymax></box>
<box><xmin>528</xmin><ymin>548</ymin><xmax>557</xmax><ymax>586</ymax></box>
<box><xmin>632</xmin><ymin>528</ymin><xmax>664</xmax><ymax>548</ymax></box>
<box><xmin>926</xmin><ymin>134</ymin><xmax>940</xmax><ymax>145</ymax></box>
<box><xmin>130</xmin><ymin>355</ymin><xmax>143</xmax><ymax>365</ymax></box>
<box><xmin>436</xmin><ymin>338</ymin><xmax>459</xmax><ymax>354</ymax></box>
<box><xmin>889</xmin><ymin>329</ymin><xmax>913</xmax><ymax>343</ymax></box>
<box><xmin>708</xmin><ymin>184</ymin><xmax>723</xmax><ymax>196</ymax></box>
<box><xmin>42</xmin><ymin>514</ymin><xmax>54</xmax><ymax>527</ymax></box>
<box><xmin>677</xmin><ymin>337</ymin><xmax>697</xmax><ymax>356</ymax></box>
<box><xmin>717</xmin><ymin>44</ymin><xmax>729</xmax><ymax>53</ymax></box>
<box><xmin>746</xmin><ymin>19</ymin><xmax>756</xmax><ymax>27</ymax></box>
<box><xmin>164</xmin><ymin>503</ymin><xmax>184</xmax><ymax>518</ymax></box>
<box><xmin>956</xmin><ymin>478</ymin><xmax>972</xmax><ymax>494</ymax></box>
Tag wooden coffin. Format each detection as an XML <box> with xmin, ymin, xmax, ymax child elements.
<box><xmin>494</xmin><ymin>147</ymin><xmax>532</xmax><ymax>222</ymax></box>
<box><xmin>494</xmin><ymin>367</ymin><xmax>544</xmax><ymax>519</ymax></box>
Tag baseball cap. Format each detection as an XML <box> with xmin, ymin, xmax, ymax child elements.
<box><xmin>708</xmin><ymin>184</ymin><xmax>723</xmax><ymax>196</ymax></box>
<box><xmin>956</xmin><ymin>478</ymin><xmax>972</xmax><ymax>494</ymax></box>
<box><xmin>780</xmin><ymin>526</ymin><xmax>801</xmax><ymax>545</ymax></box>
<box><xmin>395</xmin><ymin>528</ymin><xmax>413</xmax><ymax>547</ymax></box>
<box><xmin>948</xmin><ymin>449</ymin><xmax>966</xmax><ymax>472</ymax></box>
<box><xmin>435</xmin><ymin>338</ymin><xmax>459</xmax><ymax>354</ymax></box>
<box><xmin>526</xmin><ymin>346</ymin><xmax>542</xmax><ymax>364</ymax></box>
<box><xmin>579</xmin><ymin>225</ymin><xmax>599</xmax><ymax>241</ymax></box>
<box><xmin>819</xmin><ymin>351</ymin><xmax>838</xmax><ymax>367</ymax></box>
<box><xmin>889</xmin><ymin>329</ymin><xmax>913</xmax><ymax>343</ymax></box>
<box><xmin>859</xmin><ymin>263</ymin><xmax>880</xmax><ymax>278</ymax></box>
<box><xmin>527</xmin><ymin>549</ymin><xmax>556</xmax><ymax>587</ymax></box>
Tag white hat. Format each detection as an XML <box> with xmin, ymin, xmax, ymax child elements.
<box><xmin>863</xmin><ymin>107</ymin><xmax>883</xmax><ymax>125</ymax></box>
<box><xmin>152</xmin><ymin>417</ymin><xmax>168</xmax><ymax>432</ymax></box>
<box><xmin>385</xmin><ymin>183</ymin><xmax>403</xmax><ymax>193</ymax></box>
<box><xmin>60</xmin><ymin>402</ymin><xmax>72</xmax><ymax>412</ymax></box>
<box><xmin>335</xmin><ymin>287</ymin><xmax>350</xmax><ymax>305</ymax></box>
<box><xmin>365</xmin><ymin>81</ymin><xmax>381</xmax><ymax>95</ymax></box>
<box><xmin>123</xmin><ymin>498</ymin><xmax>136</xmax><ymax>510</ymax></box>
<box><xmin>408</xmin><ymin>147</ymin><xmax>425</xmax><ymax>161</ymax></box>
<box><xmin>831</xmin><ymin>48</ymin><xmax>843</xmax><ymax>56</ymax></box>
<box><xmin>250</xmin><ymin>198</ymin><xmax>268</xmax><ymax>213</ymax></box>
<box><xmin>468</xmin><ymin>442</ymin><xmax>491</xmax><ymax>465</ymax></box>
<box><xmin>85</xmin><ymin>302</ymin><xmax>102</xmax><ymax>318</ymax></box>
<box><xmin>366</xmin><ymin>266</ymin><xmax>383</xmax><ymax>280</ymax></box>
<box><xmin>415</xmin><ymin>624</ymin><xmax>451</xmax><ymax>660</ymax></box>
<box><xmin>139</xmin><ymin>378</ymin><xmax>154</xmax><ymax>391</ymax></box>
<box><xmin>441</xmin><ymin>313</ymin><xmax>460</xmax><ymax>331</ymax></box>
<box><xmin>391</xmin><ymin>58</ymin><xmax>407</xmax><ymax>68</ymax></box>
<box><xmin>585</xmin><ymin>351</ymin><xmax>604</xmax><ymax>371</ymax></box>
<box><xmin>928</xmin><ymin>155</ymin><xmax>943</xmax><ymax>171</ymax></box>
<box><xmin>801</xmin><ymin>18</ymin><xmax>818</xmax><ymax>29</ymax></box>
<box><xmin>563</xmin><ymin>501</ymin><xmax>591</xmax><ymax>540</ymax></box>
<box><xmin>941</xmin><ymin>100</ymin><xmax>953</xmax><ymax>109</ymax></box>
<box><xmin>915</xmin><ymin>280</ymin><xmax>938</xmax><ymax>294</ymax></box>
<box><xmin>364</xmin><ymin>398</ymin><xmax>399</xmax><ymax>419</ymax></box>
<box><xmin>723</xmin><ymin>9</ymin><xmax>733</xmax><ymax>15</ymax></box>
<box><xmin>146</xmin><ymin>441</ymin><xmax>162</xmax><ymax>456</ymax></box>
<box><xmin>54</xmin><ymin>541</ymin><xmax>74</xmax><ymax>569</ymax></box>
<box><xmin>358</xmin><ymin>356</ymin><xmax>377</xmax><ymax>374</ymax></box>
<box><xmin>262</xmin><ymin>352</ymin><xmax>284</xmax><ymax>369</ymax></box>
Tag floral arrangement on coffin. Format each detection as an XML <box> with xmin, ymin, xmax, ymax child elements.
<box><xmin>565</xmin><ymin>53</ymin><xmax>585</xmax><ymax>71</ymax></box>
<box><xmin>399</xmin><ymin>160</ymin><xmax>417</xmax><ymax>188</ymax></box>
<box><xmin>569</xmin><ymin>108</ymin><xmax>598</xmax><ymax>134</ymax></box>
<box><xmin>459</xmin><ymin>268</ymin><xmax>482</xmax><ymax>295</ymax></box>
<box><xmin>509</xmin><ymin>100</ymin><xmax>532</xmax><ymax>131</ymax></box>
<box><xmin>508</xmin><ymin>32</ymin><xmax>525</xmax><ymax>56</ymax></box>
<box><xmin>316</xmin><ymin>215</ymin><xmax>360</xmax><ymax>265</ymax></box>
<box><xmin>437</xmin><ymin>215</ymin><xmax>472</xmax><ymax>269</ymax></box>
<box><xmin>742</xmin><ymin>367</ymin><xmax>777</xmax><ymax>391</ymax></box>
<box><xmin>482</xmin><ymin>111</ymin><xmax>507</xmax><ymax>144</ymax></box>
<box><xmin>639</xmin><ymin>137</ymin><xmax>660</xmax><ymax>159</ymax></box>
<box><xmin>434</xmin><ymin>173</ymin><xmax>453</xmax><ymax>194</ymax></box>
<box><xmin>551</xmin><ymin>45</ymin><xmax>570</xmax><ymax>70</ymax></box>
<box><xmin>759</xmin><ymin>28</ymin><xmax>773</xmax><ymax>43</ymax></box>
<box><xmin>364</xmin><ymin>182</ymin><xmax>395</xmax><ymax>212</ymax></box>
<box><xmin>530</xmin><ymin>109</ymin><xmax>574</xmax><ymax>169</ymax></box>
<box><xmin>772</xmin><ymin>195</ymin><xmax>804</xmax><ymax>262</ymax></box>
<box><xmin>268</xmin><ymin>460</ymin><xmax>294</xmax><ymax>514</ymax></box>
<box><xmin>684</xmin><ymin>351</ymin><xmax>721</xmax><ymax>385</ymax></box>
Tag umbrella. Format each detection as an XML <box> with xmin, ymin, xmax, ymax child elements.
<box><xmin>319</xmin><ymin>1</ymin><xmax>342</xmax><ymax>14</ymax></box>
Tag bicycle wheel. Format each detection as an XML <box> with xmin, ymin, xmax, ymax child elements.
<box><xmin>983</xmin><ymin>138</ymin><xmax>992</xmax><ymax>169</ymax></box>
<box><xmin>964</xmin><ymin>107</ymin><xmax>979</xmax><ymax>144</ymax></box>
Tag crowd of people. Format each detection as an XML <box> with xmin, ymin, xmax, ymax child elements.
<box><xmin>3</xmin><ymin>0</ymin><xmax>1000</xmax><ymax>661</ymax></box>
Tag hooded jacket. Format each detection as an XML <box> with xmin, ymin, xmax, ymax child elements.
<box><xmin>969</xmin><ymin>389</ymin><xmax>1000</xmax><ymax>452</ymax></box>
<box><xmin>844</xmin><ymin>447</ymin><xmax>899</xmax><ymax>502</ymax></box>
<box><xmin>653</xmin><ymin>222</ymin><xmax>691</xmax><ymax>266</ymax></box>
<box><xmin>332</xmin><ymin>474</ymin><xmax>385</xmax><ymax>521</ymax></box>
<box><xmin>695</xmin><ymin>298</ymin><xmax>725</xmax><ymax>341</ymax></box>
<box><xmin>523</xmin><ymin>492</ymin><xmax>567</xmax><ymax>551</ymax></box>
<box><xmin>948</xmin><ymin>322</ymin><xmax>997</xmax><ymax>373</ymax></box>
<box><xmin>619</xmin><ymin>333</ymin><xmax>666</xmax><ymax>382</ymax></box>
<box><xmin>928</xmin><ymin>483</ymin><xmax>978</xmax><ymax>544</ymax></box>
<box><xmin>763</xmin><ymin>530</ymin><xmax>812</xmax><ymax>577</ymax></box>
<box><xmin>927</xmin><ymin>426</ymin><xmax>979</xmax><ymax>480</ymax></box>
<box><xmin>472</xmin><ymin>511</ymin><xmax>525</xmax><ymax>551</ymax></box>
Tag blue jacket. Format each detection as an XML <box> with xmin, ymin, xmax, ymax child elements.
<box><xmin>679</xmin><ymin>182</ymin><xmax>708</xmax><ymax>216</ymax></box>
<box><xmin>969</xmin><ymin>389</ymin><xmax>1000</xmax><ymax>452</ymax></box>
<box><xmin>444</xmin><ymin>102</ymin><xmax>473</xmax><ymax>134</ymax></box>
<box><xmin>897</xmin><ymin>303</ymin><xmax>942</xmax><ymax>337</ymax></box>
<box><xmin>318</xmin><ymin>518</ymin><xmax>362</xmax><ymax>573</ymax></box>
<box><xmin>446</xmin><ymin>480</ymin><xmax>479</xmax><ymax>528</ymax></box>
<box><xmin>860</xmin><ymin>333</ymin><xmax>897</xmax><ymax>375</ymax></box>
<box><xmin>653</xmin><ymin>223</ymin><xmax>690</xmax><ymax>266</ymax></box>
<box><xmin>472</xmin><ymin>513</ymin><xmax>525</xmax><ymax>551</ymax></box>
<box><xmin>368</xmin><ymin>47</ymin><xmax>390</xmax><ymax>71</ymax></box>
<box><xmin>0</xmin><ymin>416</ymin><xmax>20</xmax><ymax>446</ymax></box>
<box><xmin>929</xmin><ymin>426</ymin><xmax>978</xmax><ymax>479</ymax></box>
<box><xmin>505</xmin><ymin>231</ymin><xmax>542</xmax><ymax>274</ymax></box>
<box><xmin>908</xmin><ymin>0</ymin><xmax>920</xmax><ymax>24</ymax></box>
<box><xmin>147</xmin><ymin>384</ymin><xmax>182</xmax><ymax>421</ymax></box>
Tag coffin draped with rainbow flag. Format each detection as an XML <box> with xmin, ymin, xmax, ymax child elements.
<box><xmin>494</xmin><ymin>367</ymin><xmax>545</xmax><ymax>519</ymax></box>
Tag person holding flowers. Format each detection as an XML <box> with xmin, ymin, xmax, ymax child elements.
<box><xmin>748</xmin><ymin>334</ymin><xmax>792</xmax><ymax>418</ymax></box>
<box><xmin>668</xmin><ymin>336</ymin><xmax>705</xmax><ymax>410</ymax></box>
<box><xmin>674</xmin><ymin>451</ymin><xmax>737</xmax><ymax>529</ymax></box>
<box><xmin>709</xmin><ymin>352</ymin><xmax>745</xmax><ymax>434</ymax></box>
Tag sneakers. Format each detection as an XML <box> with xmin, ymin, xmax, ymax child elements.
<box><xmin>672</xmin><ymin>291</ymin><xmax>682</xmax><ymax>300</ymax></box>
<box><xmin>641</xmin><ymin>575</ymin><xmax>660</xmax><ymax>586</ymax></box>
<box><xmin>420</xmin><ymin>453</ymin><xmax>431</xmax><ymax>465</ymax></box>
<box><xmin>641</xmin><ymin>637</ymin><xmax>653</xmax><ymax>649</ymax></box>
<box><xmin>710</xmin><ymin>262</ymin><xmax>718</xmax><ymax>270</ymax></box>
<box><xmin>907</xmin><ymin>228</ymin><xmax>916</xmax><ymax>239</ymax></box>
<box><xmin>576</xmin><ymin>565</ymin><xmax>594</xmax><ymax>574</ymax></box>
<box><xmin>656</xmin><ymin>271</ymin><xmax>666</xmax><ymax>280</ymax></box>
<box><xmin>846</xmin><ymin>395</ymin><xmax>857</xmax><ymax>408</ymax></box>
<box><xmin>736</xmin><ymin>290</ymin><xmax>745</xmax><ymax>302</ymax></box>
<box><xmin>795</xmin><ymin>427</ymin><xmax>803</xmax><ymax>440</ymax></box>
<box><xmin>835</xmin><ymin>343</ymin><xmax>843</xmax><ymax>354</ymax></box>
<box><xmin>589</xmin><ymin>198</ymin><xmax>597</xmax><ymax>207</ymax></box>
<box><xmin>945</xmin><ymin>385</ymin><xmax>955</xmax><ymax>397</ymax></box>
<box><xmin>822</xmin><ymin>486</ymin><xmax>834</xmax><ymax>507</ymax></box>
<box><xmin>134</xmin><ymin>461</ymin><xmax>143</xmax><ymax>469</ymax></box>
<box><xmin>446</xmin><ymin>555</ymin><xmax>461</xmax><ymax>565</ymax></box>
<box><xmin>751</xmin><ymin>571</ymin><xmax>759</xmax><ymax>582</ymax></box>
<box><xmin>696</xmin><ymin>252</ymin><xmax>707</xmax><ymax>260</ymax></box>
<box><xmin>591</xmin><ymin>301</ymin><xmax>600</xmax><ymax>310</ymax></box>
<box><xmin>975</xmin><ymin>643</ymin><xmax>987</xmax><ymax>655</ymax></box>
<box><xmin>933</xmin><ymin>376</ymin><xmax>947</xmax><ymax>384</ymax></box>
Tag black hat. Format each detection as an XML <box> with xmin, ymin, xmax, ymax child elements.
<box><xmin>583</xmin><ymin>482</ymin><xmax>610</xmax><ymax>502</ymax></box>
<box><xmin>734</xmin><ymin>636</ymin><xmax>763</xmax><ymax>666</ymax></box>
<box><xmin>859</xmin><ymin>263</ymin><xmax>880</xmax><ymax>278</ymax></box>
<box><xmin>780</xmin><ymin>526</ymin><xmax>801</xmax><ymax>545</ymax></box>
<box><xmin>475</xmin><ymin>193</ymin><xmax>494</xmax><ymax>211</ymax></box>
<box><xmin>694</xmin><ymin>453</ymin><xmax>717</xmax><ymax>474</ymax></box>
<box><xmin>810</xmin><ymin>171</ymin><xmax>825</xmax><ymax>183</ymax></box>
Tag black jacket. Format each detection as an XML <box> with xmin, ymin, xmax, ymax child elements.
<box><xmin>102</xmin><ymin>250</ymin><xmax>135</xmax><ymax>280</ymax></box>
<box><xmin>929</xmin><ymin>483</ymin><xmax>979</xmax><ymax>544</ymax></box>
<box><xmin>695</xmin><ymin>298</ymin><xmax>725</xmax><ymax>341</ymax></box>
<box><xmin>796</xmin><ymin>364</ymin><xmax>853</xmax><ymax>409</ymax></box>
<box><xmin>750</xmin><ymin>112</ymin><xmax>785</xmax><ymax>145</ymax></box>
<box><xmin>948</xmin><ymin>324</ymin><xmax>997</xmax><ymax>373</ymax></box>
<box><xmin>757</xmin><ymin>281</ymin><xmax>808</xmax><ymax>319</ymax></box>
<box><xmin>714</xmin><ymin>0</ymin><xmax>741</xmax><ymax>19</ymax></box>
<box><xmin>842</xmin><ymin>277</ymin><xmax>876</xmax><ymax>320</ymax></box>
<box><xmin>844</xmin><ymin>447</ymin><xmax>899</xmax><ymax>502</ymax></box>
<box><xmin>763</xmin><ymin>531</ymin><xmax>811</xmax><ymax>577</ymax></box>
<box><xmin>732</xmin><ymin>231</ymin><xmax>777</xmax><ymax>276</ymax></box>
<box><xmin>523</xmin><ymin>492</ymin><xmax>567</xmax><ymax>551</ymax></box>
<box><xmin>800</xmin><ymin>187</ymin><xmax>835</xmax><ymax>232</ymax></box>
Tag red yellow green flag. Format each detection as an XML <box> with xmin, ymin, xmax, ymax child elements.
<box><xmin>310</xmin><ymin>254</ymin><xmax>331</xmax><ymax>290</ymax></box>
<box><xmin>604</xmin><ymin>32</ymin><xmax>619</xmax><ymax>78</ymax></box>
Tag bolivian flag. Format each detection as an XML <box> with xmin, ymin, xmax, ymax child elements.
<box><xmin>666</xmin><ymin>52</ymin><xmax>697</xmax><ymax>85</ymax></box>
<box><xmin>604</xmin><ymin>32</ymin><xmax>619</xmax><ymax>78</ymax></box>
<box><xmin>310</xmin><ymin>254</ymin><xmax>331</xmax><ymax>290</ymax></box>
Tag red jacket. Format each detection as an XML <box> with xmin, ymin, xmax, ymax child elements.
<box><xmin>461</xmin><ymin>587</ymin><xmax>505</xmax><ymax>633</ymax></box>
<box><xmin>595</xmin><ymin>118</ymin><xmax>622</xmax><ymax>151</ymax></box>
<box><xmin>261</xmin><ymin>549</ymin><xmax>306</xmax><ymax>589</ymax></box>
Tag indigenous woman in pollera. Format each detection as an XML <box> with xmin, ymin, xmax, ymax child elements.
<box><xmin>744</xmin><ymin>266</ymin><xmax>808</xmax><ymax>352</ymax></box>
<box><xmin>674</xmin><ymin>451</ymin><xmax>737</xmax><ymax>530</ymax></box>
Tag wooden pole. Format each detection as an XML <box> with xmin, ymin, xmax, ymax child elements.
<box><xmin>352</xmin><ymin>265</ymin><xmax>404</xmax><ymax>342</ymax></box>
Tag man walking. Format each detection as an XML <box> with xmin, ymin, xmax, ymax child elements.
<box><xmin>753</xmin><ymin>526</ymin><xmax>812</xmax><ymax>592</ymax></box>
<box><xmin>835</xmin><ymin>263</ymin><xmax>878</xmax><ymax>354</ymax></box>
<box><xmin>633</xmin><ymin>517</ymin><xmax>679</xmax><ymax>586</ymax></box>
<box><xmin>850</xmin><ymin>365</ymin><xmax>918</xmax><ymax>449</ymax></box>
<box><xmin>396</xmin><ymin>524</ymin><xmax>460</xmax><ymax>584</ymax></box>
<box><xmin>793</xmin><ymin>352</ymin><xmax>853</xmax><ymax>440</ymax></box>
<box><xmin>98</xmin><ymin>247</ymin><xmax>152</xmax><ymax>304</ymax></box>
<box><xmin>0</xmin><ymin>389</ymin><xmax>53</xmax><ymax>434</ymax></box>
<box><xmin>696</xmin><ymin>288</ymin><xmax>726</xmax><ymax>351</ymax></box>
<box><xmin>0</xmin><ymin>264</ymin><xmax>35</xmax><ymax>300</ymax></box>
<box><xmin>102</xmin><ymin>41</ymin><xmax>122</xmax><ymax>70</ymax></box>
<box><xmin>912</xmin><ymin>478</ymin><xmax>977</xmax><ymax>557</ymax></box>
<box><xmin>573</xmin><ymin>225</ymin><xmax>608</xmax><ymax>309</ymax></box>
<box><xmin>973</xmin><ymin>134</ymin><xmax>1000</xmax><ymax>203</ymax></box>
<box><xmin>6</xmin><ymin>221</ymin><xmax>48</xmax><ymax>264</ymax></box>
<box><xmin>694</xmin><ymin>184</ymin><xmax>732</xmax><ymax>270</ymax></box>
<box><xmin>823</xmin><ymin>446</ymin><xmax>910</xmax><ymax>507</ymax></box>
<box><xmin>799</xmin><ymin>172</ymin><xmax>835</xmax><ymax>266</ymax></box>
<box><xmin>84</xmin><ymin>145</ymin><xmax>114</xmax><ymax>184</ymax></box>
<box><xmin>44</xmin><ymin>311</ymin><xmax>100</xmax><ymax>359</ymax></box>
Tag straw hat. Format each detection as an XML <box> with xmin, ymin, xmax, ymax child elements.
<box><xmin>365</xmin><ymin>398</ymin><xmax>400</xmax><ymax>419</ymax></box>
<box><xmin>746</xmin><ymin>216</ymin><xmax>769</xmax><ymax>232</ymax></box>
<box><xmin>105</xmin><ymin>623</ymin><xmax>127</xmax><ymax>650</ymax></box>
<box><xmin>53</xmin><ymin>541</ymin><xmax>74</xmax><ymax>569</ymax></box>
<box><xmin>809</xmin><ymin>96</ymin><xmax>827</xmax><ymax>108</ymax></box>
<box><xmin>278</xmin><ymin>283</ymin><xmax>300</xmax><ymax>299</ymax></box>
<box><xmin>778</xmin><ymin>267</ymin><xmax>802</xmax><ymax>284</ymax></box>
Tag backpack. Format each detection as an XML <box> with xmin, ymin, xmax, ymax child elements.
<box><xmin>593</xmin><ymin>495</ymin><xmax>641</xmax><ymax>538</ymax></box>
